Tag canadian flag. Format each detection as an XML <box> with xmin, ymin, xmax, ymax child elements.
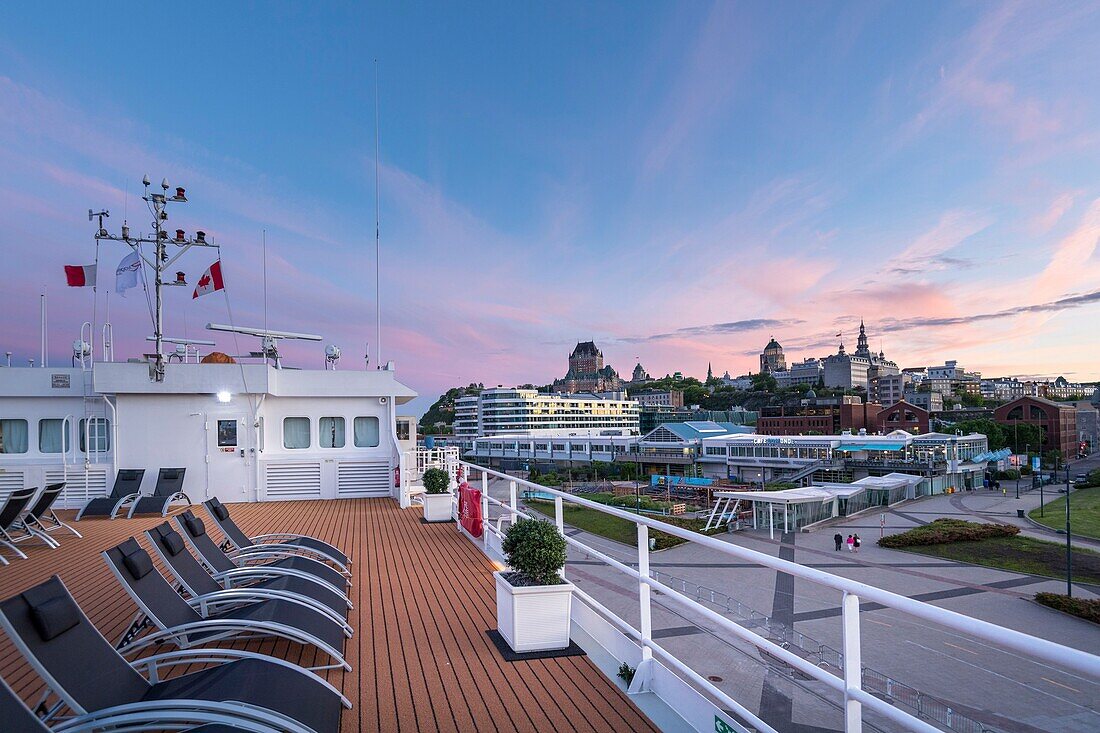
<box><xmin>192</xmin><ymin>260</ymin><xmax>225</xmax><ymax>299</ymax></box>
<box><xmin>64</xmin><ymin>264</ymin><xmax>97</xmax><ymax>287</ymax></box>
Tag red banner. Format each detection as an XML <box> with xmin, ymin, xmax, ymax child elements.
<box><xmin>459</xmin><ymin>482</ymin><xmax>483</xmax><ymax>538</ymax></box>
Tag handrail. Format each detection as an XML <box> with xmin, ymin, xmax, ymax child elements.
<box><xmin>459</xmin><ymin>459</ymin><xmax>1099</xmax><ymax>733</ymax></box>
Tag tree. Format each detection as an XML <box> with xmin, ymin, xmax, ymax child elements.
<box><xmin>751</xmin><ymin>373</ymin><xmax>778</xmax><ymax>392</ymax></box>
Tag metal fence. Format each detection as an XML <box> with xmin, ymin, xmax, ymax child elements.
<box><xmin>650</xmin><ymin>569</ymin><xmax>997</xmax><ymax>733</ymax></box>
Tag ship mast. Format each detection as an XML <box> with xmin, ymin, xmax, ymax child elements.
<box><xmin>92</xmin><ymin>175</ymin><xmax>218</xmax><ymax>381</ymax></box>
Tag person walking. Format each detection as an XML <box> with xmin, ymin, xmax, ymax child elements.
<box><xmin>853</xmin><ymin>534</ymin><xmax>862</xmax><ymax>553</ymax></box>
<box><xmin>834</xmin><ymin>532</ymin><xmax>843</xmax><ymax>551</ymax></box>
<box><xmin>846</xmin><ymin>534</ymin><xmax>854</xmax><ymax>552</ymax></box>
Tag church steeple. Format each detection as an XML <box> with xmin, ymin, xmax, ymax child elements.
<box><xmin>855</xmin><ymin>319</ymin><xmax>871</xmax><ymax>358</ymax></box>
<box><xmin>707</xmin><ymin>362</ymin><xmax>713</xmax><ymax>381</ymax></box>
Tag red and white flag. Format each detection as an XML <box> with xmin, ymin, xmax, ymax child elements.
<box><xmin>64</xmin><ymin>264</ymin><xmax>97</xmax><ymax>287</ymax></box>
<box><xmin>192</xmin><ymin>260</ymin><xmax>225</xmax><ymax>299</ymax></box>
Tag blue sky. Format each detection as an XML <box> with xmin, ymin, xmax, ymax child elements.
<box><xmin>2</xmin><ymin>1</ymin><xmax>1099</xmax><ymax>413</ymax></box>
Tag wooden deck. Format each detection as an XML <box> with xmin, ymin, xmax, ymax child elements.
<box><xmin>0</xmin><ymin>499</ymin><xmax>658</xmax><ymax>733</ymax></box>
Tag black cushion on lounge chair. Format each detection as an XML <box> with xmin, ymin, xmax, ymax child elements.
<box><xmin>1</xmin><ymin>577</ymin><xmax>152</xmax><ymax>711</ymax></box>
<box><xmin>1</xmin><ymin>577</ymin><xmax>343</xmax><ymax>733</ymax></box>
<box><xmin>122</xmin><ymin>547</ymin><xmax>155</xmax><ymax>580</ymax></box>
<box><xmin>128</xmin><ymin>468</ymin><xmax>189</xmax><ymax>518</ymax></box>
<box><xmin>162</xmin><ymin>528</ymin><xmax>187</xmax><ymax>556</ymax></box>
<box><xmin>0</xmin><ymin>674</ymin><xmax>50</xmax><ymax>733</ymax></box>
<box><xmin>148</xmin><ymin>523</ymin><xmax>349</xmax><ymax>620</ymax></box>
<box><xmin>184</xmin><ymin>514</ymin><xmax>206</xmax><ymax>537</ymax></box>
<box><xmin>210</xmin><ymin>500</ymin><xmax>230</xmax><ymax>521</ymax></box>
<box><xmin>26</xmin><ymin>594</ymin><xmax>81</xmax><ymax>641</ymax></box>
<box><xmin>76</xmin><ymin>469</ymin><xmax>146</xmax><ymax>520</ymax></box>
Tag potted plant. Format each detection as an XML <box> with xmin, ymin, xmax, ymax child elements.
<box><xmin>421</xmin><ymin>467</ymin><xmax>453</xmax><ymax>522</ymax></box>
<box><xmin>495</xmin><ymin>517</ymin><xmax>574</xmax><ymax>653</ymax></box>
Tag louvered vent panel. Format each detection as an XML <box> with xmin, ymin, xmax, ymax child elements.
<box><xmin>46</xmin><ymin>467</ymin><xmax>109</xmax><ymax>508</ymax></box>
<box><xmin>264</xmin><ymin>462</ymin><xmax>322</xmax><ymax>499</ymax></box>
<box><xmin>0</xmin><ymin>471</ymin><xmax>24</xmax><ymax>502</ymax></box>
<box><xmin>337</xmin><ymin>461</ymin><xmax>390</xmax><ymax>497</ymax></box>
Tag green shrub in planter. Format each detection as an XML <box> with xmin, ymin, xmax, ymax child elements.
<box><xmin>1035</xmin><ymin>592</ymin><xmax>1100</xmax><ymax>623</ymax></box>
<box><xmin>878</xmin><ymin>518</ymin><xmax>1019</xmax><ymax>548</ymax></box>
<box><xmin>502</xmin><ymin>517</ymin><xmax>567</xmax><ymax>586</ymax></box>
<box><xmin>422</xmin><ymin>467</ymin><xmax>450</xmax><ymax>495</ymax></box>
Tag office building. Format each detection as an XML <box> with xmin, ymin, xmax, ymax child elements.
<box><xmin>452</xmin><ymin>387</ymin><xmax>639</xmax><ymax>438</ymax></box>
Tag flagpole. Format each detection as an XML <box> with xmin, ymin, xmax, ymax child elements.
<box><xmin>374</xmin><ymin>58</ymin><xmax>382</xmax><ymax>369</ymax></box>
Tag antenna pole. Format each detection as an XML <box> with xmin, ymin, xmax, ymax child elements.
<box><xmin>262</xmin><ymin>229</ymin><xmax>268</xmax><ymax>336</ymax></box>
<box><xmin>39</xmin><ymin>289</ymin><xmax>47</xmax><ymax>367</ymax></box>
<box><xmin>374</xmin><ymin>58</ymin><xmax>382</xmax><ymax>368</ymax></box>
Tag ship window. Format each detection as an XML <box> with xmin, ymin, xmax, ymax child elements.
<box><xmin>283</xmin><ymin>417</ymin><xmax>311</xmax><ymax>449</ymax></box>
<box><xmin>396</xmin><ymin>419</ymin><xmax>411</xmax><ymax>442</ymax></box>
<box><xmin>78</xmin><ymin>418</ymin><xmax>110</xmax><ymax>453</ymax></box>
<box><xmin>320</xmin><ymin>417</ymin><xmax>345</xmax><ymax>448</ymax></box>
<box><xmin>354</xmin><ymin>416</ymin><xmax>380</xmax><ymax>447</ymax></box>
<box><xmin>38</xmin><ymin>419</ymin><xmax>69</xmax><ymax>454</ymax></box>
<box><xmin>217</xmin><ymin>420</ymin><xmax>238</xmax><ymax>447</ymax></box>
<box><xmin>0</xmin><ymin>419</ymin><xmax>29</xmax><ymax>454</ymax></box>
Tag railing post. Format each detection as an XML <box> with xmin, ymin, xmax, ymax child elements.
<box><xmin>482</xmin><ymin>488</ymin><xmax>490</xmax><ymax>553</ymax></box>
<box><xmin>554</xmin><ymin>496</ymin><xmax>564</xmax><ymax>535</ymax></box>
<box><xmin>629</xmin><ymin>522</ymin><xmax>654</xmax><ymax>694</ymax></box>
<box><xmin>841</xmin><ymin>591</ymin><xmax>862</xmax><ymax>733</ymax></box>
<box><xmin>509</xmin><ymin>480</ymin><xmax>517</xmax><ymax>522</ymax></box>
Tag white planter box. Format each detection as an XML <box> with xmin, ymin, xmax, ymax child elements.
<box><xmin>422</xmin><ymin>492</ymin><xmax>453</xmax><ymax>522</ymax></box>
<box><xmin>495</xmin><ymin>571</ymin><xmax>575</xmax><ymax>653</ymax></box>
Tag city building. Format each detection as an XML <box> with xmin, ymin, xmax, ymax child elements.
<box><xmin>759</xmin><ymin>338</ymin><xmax>786</xmax><ymax>374</ymax></box>
<box><xmin>788</xmin><ymin>358</ymin><xmax>825</xmax><ymax>386</ymax></box>
<box><xmin>633</xmin><ymin>389</ymin><xmax>684</xmax><ymax>408</ymax></box>
<box><xmin>452</xmin><ymin>387</ymin><xmax>639</xmax><ymax>438</ymax></box>
<box><xmin>871</xmin><ymin>372</ymin><xmax>910</xmax><ymax>406</ymax></box>
<box><xmin>822</xmin><ymin>321</ymin><xmax>897</xmax><ymax>390</ymax></box>
<box><xmin>698</xmin><ymin>430</ymin><xmax>989</xmax><ymax>492</ymax></box>
<box><xmin>756</xmin><ymin>394</ymin><xmax>882</xmax><ymax>435</ymax></box>
<box><xmin>1038</xmin><ymin>376</ymin><xmax>1091</xmax><ymax>400</ymax></box>
<box><xmin>993</xmin><ymin>396</ymin><xmax>1078</xmax><ymax>458</ymax></box>
<box><xmin>875</xmin><ymin>399</ymin><xmax>930</xmax><ymax>434</ymax></box>
<box><xmin>552</xmin><ymin>341</ymin><xmax>623</xmax><ymax>393</ymax></box>
<box><xmin>720</xmin><ymin>374</ymin><xmax>755</xmax><ymax>390</ymax></box>
<box><xmin>630</xmin><ymin>362</ymin><xmax>651</xmax><ymax>383</ymax></box>
<box><xmin>924</xmin><ymin>360</ymin><xmax>982</xmax><ymax>395</ymax></box>
<box><xmin>1075</xmin><ymin>401</ymin><xmax>1097</xmax><ymax>454</ymax></box>
<box><xmin>904</xmin><ymin>389</ymin><xmax>943</xmax><ymax>413</ymax></box>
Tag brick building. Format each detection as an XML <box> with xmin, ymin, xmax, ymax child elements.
<box><xmin>757</xmin><ymin>394</ymin><xmax>882</xmax><ymax>435</ymax></box>
<box><xmin>875</xmin><ymin>400</ymin><xmax>929</xmax><ymax>434</ymax></box>
<box><xmin>993</xmin><ymin>396</ymin><xmax>1078</xmax><ymax>458</ymax></box>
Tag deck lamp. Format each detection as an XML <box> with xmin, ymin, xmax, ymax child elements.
<box><xmin>216</xmin><ymin>390</ymin><xmax>232</xmax><ymax>403</ymax></box>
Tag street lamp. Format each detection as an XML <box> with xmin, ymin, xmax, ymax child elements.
<box><xmin>1066</xmin><ymin>465</ymin><xmax>1073</xmax><ymax>597</ymax></box>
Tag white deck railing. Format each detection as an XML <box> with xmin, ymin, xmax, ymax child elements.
<box><xmin>455</xmin><ymin>460</ymin><xmax>1100</xmax><ymax>733</ymax></box>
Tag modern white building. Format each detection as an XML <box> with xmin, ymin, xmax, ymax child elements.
<box><xmin>451</xmin><ymin>387</ymin><xmax>639</xmax><ymax>438</ymax></box>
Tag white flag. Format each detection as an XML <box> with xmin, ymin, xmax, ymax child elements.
<box><xmin>116</xmin><ymin>251</ymin><xmax>141</xmax><ymax>297</ymax></box>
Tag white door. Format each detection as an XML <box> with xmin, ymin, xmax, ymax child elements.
<box><xmin>207</xmin><ymin>413</ymin><xmax>253</xmax><ymax>503</ymax></box>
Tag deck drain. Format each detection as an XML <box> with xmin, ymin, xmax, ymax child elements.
<box><xmin>707</xmin><ymin>675</ymin><xmax>724</xmax><ymax>683</ymax></box>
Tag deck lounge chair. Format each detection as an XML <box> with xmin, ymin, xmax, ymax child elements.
<box><xmin>75</xmin><ymin>469</ymin><xmax>145</xmax><ymax>521</ymax></box>
<box><xmin>204</xmin><ymin>498</ymin><xmax>350</xmax><ymax>573</ymax></box>
<box><xmin>103</xmin><ymin>538</ymin><xmax>350</xmax><ymax>671</ymax></box>
<box><xmin>20</xmin><ymin>483</ymin><xmax>81</xmax><ymax>543</ymax></box>
<box><xmin>0</xmin><ymin>488</ymin><xmax>57</xmax><ymax>559</ymax></box>
<box><xmin>127</xmin><ymin>467</ymin><xmax>190</xmax><ymax>518</ymax></box>
<box><xmin>176</xmin><ymin>511</ymin><xmax>350</xmax><ymax>594</ymax></box>
<box><xmin>0</xmin><ymin>671</ymin><xmax>315</xmax><ymax>733</ymax></box>
<box><xmin>147</xmin><ymin>522</ymin><xmax>351</xmax><ymax>620</ymax></box>
<box><xmin>0</xmin><ymin>575</ymin><xmax>348</xmax><ymax>733</ymax></box>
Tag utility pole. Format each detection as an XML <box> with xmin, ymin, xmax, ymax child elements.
<box><xmin>92</xmin><ymin>176</ymin><xmax>217</xmax><ymax>381</ymax></box>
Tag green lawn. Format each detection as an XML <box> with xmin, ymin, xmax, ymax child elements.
<box><xmin>904</xmin><ymin>535</ymin><xmax>1100</xmax><ymax>585</ymax></box>
<box><xmin>1029</xmin><ymin>487</ymin><xmax>1100</xmax><ymax>539</ymax></box>
<box><xmin>525</xmin><ymin>499</ymin><xmax>714</xmax><ymax>550</ymax></box>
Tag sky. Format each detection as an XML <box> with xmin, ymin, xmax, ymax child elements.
<box><xmin>1</xmin><ymin>1</ymin><xmax>1099</xmax><ymax>415</ymax></box>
